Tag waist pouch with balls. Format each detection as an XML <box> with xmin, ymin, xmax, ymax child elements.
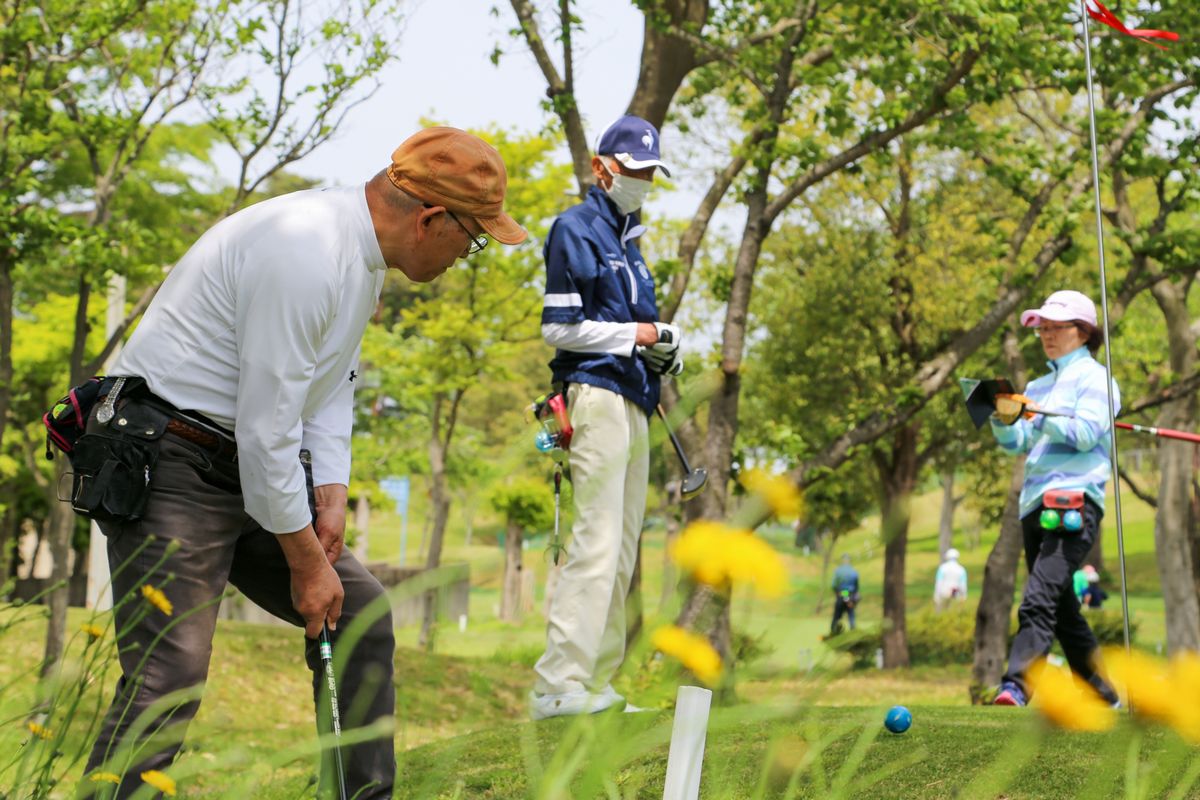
<box><xmin>1039</xmin><ymin>489</ymin><xmax>1086</xmax><ymax>533</ymax></box>
<box><xmin>67</xmin><ymin>401</ymin><xmax>169</xmax><ymax>524</ymax></box>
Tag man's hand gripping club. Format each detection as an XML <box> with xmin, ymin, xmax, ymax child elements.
<box><xmin>636</xmin><ymin>321</ymin><xmax>684</xmax><ymax>376</ymax></box>
<box><xmin>280</xmin><ymin>483</ymin><xmax>349</xmax><ymax>636</ymax></box>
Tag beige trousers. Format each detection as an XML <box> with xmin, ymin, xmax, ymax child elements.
<box><xmin>534</xmin><ymin>383</ymin><xmax>650</xmax><ymax>695</ymax></box>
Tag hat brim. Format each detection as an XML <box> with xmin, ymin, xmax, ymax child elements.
<box><xmin>1020</xmin><ymin>307</ymin><xmax>1077</xmax><ymax>327</ymax></box>
<box><xmin>477</xmin><ymin>212</ymin><xmax>527</xmax><ymax>245</ymax></box>
<box><xmin>613</xmin><ymin>152</ymin><xmax>671</xmax><ymax>177</ymax></box>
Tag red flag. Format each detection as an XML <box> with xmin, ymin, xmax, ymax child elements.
<box><xmin>1085</xmin><ymin>0</ymin><xmax>1179</xmax><ymax>49</ymax></box>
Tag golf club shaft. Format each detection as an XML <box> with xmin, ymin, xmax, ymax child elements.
<box><xmin>319</xmin><ymin>624</ymin><xmax>348</xmax><ymax>800</ymax></box>
<box><xmin>1115</xmin><ymin>421</ymin><xmax>1200</xmax><ymax>444</ymax></box>
<box><xmin>1030</xmin><ymin>410</ymin><xmax>1200</xmax><ymax>443</ymax></box>
<box><xmin>552</xmin><ymin>466</ymin><xmax>562</xmax><ymax>565</ymax></box>
<box><xmin>656</xmin><ymin>403</ymin><xmax>693</xmax><ymax>474</ymax></box>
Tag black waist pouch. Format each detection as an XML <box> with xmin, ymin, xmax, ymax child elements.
<box><xmin>68</xmin><ymin>400</ymin><xmax>169</xmax><ymax>524</ymax></box>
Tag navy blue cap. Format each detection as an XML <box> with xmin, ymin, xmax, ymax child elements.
<box><xmin>596</xmin><ymin>115</ymin><xmax>671</xmax><ymax>177</ymax></box>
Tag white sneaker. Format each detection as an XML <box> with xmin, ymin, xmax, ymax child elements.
<box><xmin>598</xmin><ymin>684</ymin><xmax>647</xmax><ymax>713</ymax></box>
<box><xmin>529</xmin><ymin>689</ymin><xmax>621</xmax><ymax>721</ymax></box>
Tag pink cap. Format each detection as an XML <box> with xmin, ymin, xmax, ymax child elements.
<box><xmin>1020</xmin><ymin>290</ymin><xmax>1098</xmax><ymax>328</ymax></box>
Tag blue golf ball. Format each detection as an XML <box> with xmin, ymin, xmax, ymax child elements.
<box><xmin>884</xmin><ymin>705</ymin><xmax>912</xmax><ymax>734</ymax></box>
<box><xmin>1063</xmin><ymin>509</ymin><xmax>1083</xmax><ymax>532</ymax></box>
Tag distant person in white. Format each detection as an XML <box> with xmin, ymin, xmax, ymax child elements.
<box><xmin>80</xmin><ymin>128</ymin><xmax>525</xmax><ymax>799</ymax></box>
<box><xmin>934</xmin><ymin>548</ymin><xmax>968</xmax><ymax>611</ymax></box>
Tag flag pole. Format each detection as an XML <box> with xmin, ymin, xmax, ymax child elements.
<box><xmin>1079</xmin><ymin>0</ymin><xmax>1132</xmax><ymax>657</ymax></box>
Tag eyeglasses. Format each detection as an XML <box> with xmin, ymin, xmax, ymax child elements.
<box><xmin>1036</xmin><ymin>323</ymin><xmax>1078</xmax><ymax>337</ymax></box>
<box><xmin>448</xmin><ymin>211</ymin><xmax>488</xmax><ymax>255</ymax></box>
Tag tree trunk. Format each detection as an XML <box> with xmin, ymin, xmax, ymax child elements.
<box><xmin>1192</xmin><ymin>449</ymin><xmax>1200</xmax><ymax>612</ymax></box>
<box><xmin>419</xmin><ymin>394</ymin><xmax>456</xmax><ymax>650</ymax></box>
<box><xmin>353</xmin><ymin>493</ymin><xmax>370</xmax><ymax>561</ymax></box>
<box><xmin>0</xmin><ymin>254</ymin><xmax>13</xmax><ymax>454</ymax></box>
<box><xmin>41</xmin><ymin>475</ymin><xmax>76</xmax><ymax>677</ymax></box>
<box><xmin>938</xmin><ymin>470</ymin><xmax>957</xmax><ymax>557</ymax></box>
<box><xmin>675</xmin><ymin>583</ymin><xmax>735</xmax><ymax>703</ymax></box>
<box><xmin>1149</xmin><ymin>280</ymin><xmax>1200</xmax><ymax>653</ymax></box>
<box><xmin>499</xmin><ymin>518</ymin><xmax>523</xmax><ymax>622</ymax></box>
<box><xmin>879</xmin><ymin>423</ymin><xmax>919</xmax><ymax>669</ymax></box>
<box><xmin>1154</xmin><ymin>433</ymin><xmax>1200</xmax><ymax>653</ymax></box>
<box><xmin>0</xmin><ymin>501</ymin><xmax>14</xmax><ymax>587</ymax></box>
<box><xmin>42</xmin><ymin>272</ymin><xmax>91</xmax><ymax>674</ymax></box>
<box><xmin>626</xmin><ymin>0</ymin><xmax>709</xmax><ymax>129</ymax></box>
<box><xmin>695</xmin><ymin>197</ymin><xmax>769</xmax><ymax>522</ymax></box>
<box><xmin>660</xmin><ymin>508</ymin><xmax>681</xmax><ymax>611</ymax></box>
<box><xmin>970</xmin><ymin>457</ymin><xmax>1026</xmax><ymax>702</ymax></box>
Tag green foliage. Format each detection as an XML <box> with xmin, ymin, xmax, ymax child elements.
<box><xmin>487</xmin><ymin>477</ymin><xmax>553</xmax><ymax>531</ymax></box>
<box><xmin>826</xmin><ymin>607</ymin><xmax>989</xmax><ymax>669</ymax></box>
<box><xmin>827</xmin><ymin>606</ymin><xmax>1139</xmax><ymax>669</ymax></box>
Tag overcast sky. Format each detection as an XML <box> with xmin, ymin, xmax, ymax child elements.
<box><xmin>298</xmin><ymin>0</ymin><xmax>646</xmax><ymax>186</ymax></box>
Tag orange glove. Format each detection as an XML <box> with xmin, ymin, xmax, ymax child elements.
<box><xmin>993</xmin><ymin>393</ymin><xmax>1038</xmax><ymax>425</ymax></box>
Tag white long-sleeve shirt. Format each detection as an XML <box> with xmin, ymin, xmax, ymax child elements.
<box><xmin>113</xmin><ymin>186</ymin><xmax>386</xmax><ymax>533</ymax></box>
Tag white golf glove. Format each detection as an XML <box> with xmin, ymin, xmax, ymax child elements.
<box><xmin>649</xmin><ymin>322</ymin><xmax>682</xmax><ymax>355</ymax></box>
<box><xmin>637</xmin><ymin>345</ymin><xmax>684</xmax><ymax>376</ymax></box>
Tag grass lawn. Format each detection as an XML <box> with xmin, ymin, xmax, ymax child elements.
<box><xmin>396</xmin><ymin>705</ymin><xmax>1200</xmax><ymax>799</ymax></box>
<box><xmin>0</xmin><ymin>479</ymin><xmax>1177</xmax><ymax>797</ymax></box>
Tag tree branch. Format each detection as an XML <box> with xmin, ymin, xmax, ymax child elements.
<box><xmin>765</xmin><ymin>49</ymin><xmax>980</xmax><ymax>225</ymax></box>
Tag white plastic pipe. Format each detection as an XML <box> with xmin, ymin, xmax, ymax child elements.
<box><xmin>662</xmin><ymin>685</ymin><xmax>712</xmax><ymax>800</ymax></box>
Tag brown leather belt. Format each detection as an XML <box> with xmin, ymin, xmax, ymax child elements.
<box><xmin>165</xmin><ymin>417</ymin><xmax>237</xmax><ymax>460</ymax></box>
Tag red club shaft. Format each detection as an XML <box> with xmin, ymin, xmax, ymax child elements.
<box><xmin>1116</xmin><ymin>421</ymin><xmax>1200</xmax><ymax>445</ymax></box>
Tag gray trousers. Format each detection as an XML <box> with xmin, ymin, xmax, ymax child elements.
<box><xmin>82</xmin><ymin>410</ymin><xmax>395</xmax><ymax>799</ymax></box>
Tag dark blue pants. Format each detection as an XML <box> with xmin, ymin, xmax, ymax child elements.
<box><xmin>831</xmin><ymin>595</ymin><xmax>856</xmax><ymax>634</ymax></box>
<box><xmin>1002</xmin><ymin>499</ymin><xmax>1117</xmax><ymax>704</ymax></box>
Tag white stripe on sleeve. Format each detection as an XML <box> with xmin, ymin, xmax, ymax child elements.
<box><xmin>542</xmin><ymin>321</ymin><xmax>638</xmax><ymax>356</ymax></box>
<box><xmin>544</xmin><ymin>292</ymin><xmax>583</xmax><ymax>308</ymax></box>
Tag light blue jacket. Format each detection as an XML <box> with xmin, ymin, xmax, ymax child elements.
<box><xmin>990</xmin><ymin>346</ymin><xmax>1119</xmax><ymax>518</ymax></box>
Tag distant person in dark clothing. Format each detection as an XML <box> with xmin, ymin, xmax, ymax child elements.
<box><xmin>830</xmin><ymin>554</ymin><xmax>860</xmax><ymax>635</ymax></box>
<box><xmin>1082</xmin><ymin>569</ymin><xmax>1108</xmax><ymax>609</ymax></box>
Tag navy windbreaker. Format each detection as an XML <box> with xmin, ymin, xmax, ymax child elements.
<box><xmin>541</xmin><ymin>186</ymin><xmax>660</xmax><ymax>414</ymax></box>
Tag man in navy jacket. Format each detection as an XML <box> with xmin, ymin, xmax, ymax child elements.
<box><xmin>531</xmin><ymin>116</ymin><xmax>682</xmax><ymax>719</ymax></box>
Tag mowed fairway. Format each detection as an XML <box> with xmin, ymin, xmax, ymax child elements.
<box><xmin>396</xmin><ymin>705</ymin><xmax>1200</xmax><ymax>799</ymax></box>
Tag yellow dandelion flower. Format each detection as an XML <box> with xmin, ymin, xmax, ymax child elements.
<box><xmin>89</xmin><ymin>772</ymin><xmax>121</xmax><ymax>785</ymax></box>
<box><xmin>1101</xmin><ymin>647</ymin><xmax>1173</xmax><ymax>724</ymax></box>
<box><xmin>652</xmin><ymin>625</ymin><xmax>723</xmax><ymax>686</ymax></box>
<box><xmin>725</xmin><ymin>533</ymin><xmax>788</xmax><ymax>598</ymax></box>
<box><xmin>141</xmin><ymin>585</ymin><xmax>173</xmax><ymax>616</ymax></box>
<box><xmin>26</xmin><ymin>721</ymin><xmax>53</xmax><ymax>740</ymax></box>
<box><xmin>740</xmin><ymin>468</ymin><xmax>803</xmax><ymax>519</ymax></box>
<box><xmin>81</xmin><ymin>623</ymin><xmax>104</xmax><ymax>640</ymax></box>
<box><xmin>1167</xmin><ymin>652</ymin><xmax>1200</xmax><ymax>744</ymax></box>
<box><xmin>669</xmin><ymin>520</ymin><xmax>789</xmax><ymax>597</ymax></box>
<box><xmin>140</xmin><ymin>770</ymin><xmax>176</xmax><ymax>796</ymax></box>
<box><xmin>1027</xmin><ymin>659</ymin><xmax>1115</xmax><ymax>733</ymax></box>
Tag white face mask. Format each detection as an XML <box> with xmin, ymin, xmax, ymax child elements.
<box><xmin>600</xmin><ymin>159</ymin><xmax>651</xmax><ymax>215</ymax></box>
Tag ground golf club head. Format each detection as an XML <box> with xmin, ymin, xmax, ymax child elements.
<box><xmin>959</xmin><ymin>377</ymin><xmax>1015</xmax><ymax>429</ymax></box>
<box><xmin>681</xmin><ymin>467</ymin><xmax>708</xmax><ymax>499</ymax></box>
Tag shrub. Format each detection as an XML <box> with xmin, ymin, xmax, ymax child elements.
<box><xmin>825</xmin><ymin>605</ymin><xmax>1139</xmax><ymax>668</ymax></box>
<box><xmin>1086</xmin><ymin>608</ymin><xmax>1138</xmax><ymax>645</ymax></box>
